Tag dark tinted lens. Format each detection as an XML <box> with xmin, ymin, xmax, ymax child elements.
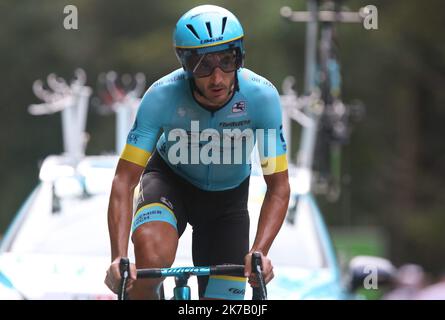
<box><xmin>218</xmin><ymin>53</ymin><xmax>237</xmax><ymax>72</ymax></box>
<box><xmin>193</xmin><ymin>57</ymin><xmax>214</xmax><ymax>77</ymax></box>
<box><xmin>191</xmin><ymin>50</ymin><xmax>237</xmax><ymax>78</ymax></box>
<box><xmin>184</xmin><ymin>53</ymin><xmax>202</xmax><ymax>72</ymax></box>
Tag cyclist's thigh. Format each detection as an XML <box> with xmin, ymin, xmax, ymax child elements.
<box><xmin>132</xmin><ymin>170</ymin><xmax>187</xmax><ymax>266</ymax></box>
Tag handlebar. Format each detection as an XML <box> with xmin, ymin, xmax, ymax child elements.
<box><xmin>117</xmin><ymin>254</ymin><xmax>268</xmax><ymax>300</ymax></box>
<box><xmin>137</xmin><ymin>264</ymin><xmax>245</xmax><ymax>279</ymax></box>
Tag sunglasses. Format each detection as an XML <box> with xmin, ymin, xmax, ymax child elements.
<box><xmin>185</xmin><ymin>49</ymin><xmax>238</xmax><ymax>78</ymax></box>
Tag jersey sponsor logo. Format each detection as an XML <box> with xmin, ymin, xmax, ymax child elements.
<box><xmin>152</xmin><ymin>81</ymin><xmax>164</xmax><ymax>88</ymax></box>
<box><xmin>128</xmin><ymin>133</ymin><xmax>139</xmax><ymax>144</ymax></box>
<box><xmin>228</xmin><ymin>288</ymin><xmax>245</xmax><ymax>295</ymax></box>
<box><xmin>279</xmin><ymin>124</ymin><xmax>287</xmax><ymax>151</ymax></box>
<box><xmin>133</xmin><ymin>210</ymin><xmax>162</xmax><ymax>225</ymax></box>
<box><xmin>232</xmin><ymin>101</ymin><xmax>246</xmax><ymax>113</ymax></box>
<box><xmin>250</xmin><ymin>77</ymin><xmax>273</xmax><ymax>88</ymax></box>
<box><xmin>128</xmin><ymin>121</ymin><xmax>139</xmax><ymax>143</ymax></box>
<box><xmin>152</xmin><ymin>75</ymin><xmax>185</xmax><ymax>89</ymax></box>
<box><xmin>219</xmin><ymin>120</ymin><xmax>251</xmax><ymax>128</ymax></box>
<box><xmin>168</xmin><ymin>74</ymin><xmax>186</xmax><ymax>83</ymax></box>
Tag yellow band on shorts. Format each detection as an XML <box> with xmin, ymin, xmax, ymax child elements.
<box><xmin>132</xmin><ymin>203</ymin><xmax>177</xmax><ymax>233</ymax></box>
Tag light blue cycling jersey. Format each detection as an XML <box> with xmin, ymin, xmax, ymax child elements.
<box><xmin>120</xmin><ymin>68</ymin><xmax>287</xmax><ymax>191</ymax></box>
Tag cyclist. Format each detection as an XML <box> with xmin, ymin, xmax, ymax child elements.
<box><xmin>105</xmin><ymin>5</ymin><xmax>290</xmax><ymax>300</ymax></box>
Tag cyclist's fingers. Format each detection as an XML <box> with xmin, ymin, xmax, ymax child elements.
<box><xmin>104</xmin><ymin>275</ymin><xmax>119</xmax><ymax>293</ymax></box>
<box><xmin>261</xmin><ymin>256</ymin><xmax>273</xmax><ymax>274</ymax></box>
<box><xmin>248</xmin><ymin>279</ymin><xmax>259</xmax><ymax>287</ymax></box>
<box><xmin>248</xmin><ymin>273</ymin><xmax>261</xmax><ymax>287</ymax></box>
<box><xmin>105</xmin><ymin>264</ymin><xmax>120</xmax><ymax>288</ymax></box>
<box><xmin>104</xmin><ymin>273</ymin><xmax>114</xmax><ymax>291</ymax></box>
<box><xmin>263</xmin><ymin>262</ymin><xmax>273</xmax><ymax>279</ymax></box>
<box><xmin>110</xmin><ymin>262</ymin><xmax>122</xmax><ymax>280</ymax></box>
<box><xmin>126</xmin><ymin>280</ymin><xmax>134</xmax><ymax>292</ymax></box>
<box><xmin>105</xmin><ymin>273</ymin><xmax>135</xmax><ymax>294</ymax></box>
<box><xmin>248</xmin><ymin>267</ymin><xmax>274</xmax><ymax>286</ymax></box>
<box><xmin>264</xmin><ymin>269</ymin><xmax>274</xmax><ymax>284</ymax></box>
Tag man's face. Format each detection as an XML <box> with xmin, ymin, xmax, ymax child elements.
<box><xmin>188</xmin><ymin>50</ymin><xmax>237</xmax><ymax>107</ymax></box>
<box><xmin>194</xmin><ymin>67</ymin><xmax>235</xmax><ymax>106</ymax></box>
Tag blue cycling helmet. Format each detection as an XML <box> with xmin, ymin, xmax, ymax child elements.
<box><xmin>174</xmin><ymin>5</ymin><xmax>245</xmax><ymax>72</ymax></box>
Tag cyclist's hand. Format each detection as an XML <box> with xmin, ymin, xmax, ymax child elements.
<box><xmin>244</xmin><ymin>251</ymin><xmax>274</xmax><ymax>287</ymax></box>
<box><xmin>104</xmin><ymin>257</ymin><xmax>137</xmax><ymax>294</ymax></box>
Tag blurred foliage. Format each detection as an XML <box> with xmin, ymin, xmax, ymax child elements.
<box><xmin>0</xmin><ymin>0</ymin><xmax>444</xmax><ymax>275</ymax></box>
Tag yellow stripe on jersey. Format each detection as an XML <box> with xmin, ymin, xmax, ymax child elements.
<box><xmin>209</xmin><ymin>275</ymin><xmax>246</xmax><ymax>282</ymax></box>
<box><xmin>261</xmin><ymin>154</ymin><xmax>288</xmax><ymax>175</ymax></box>
<box><xmin>120</xmin><ymin>144</ymin><xmax>151</xmax><ymax>167</ymax></box>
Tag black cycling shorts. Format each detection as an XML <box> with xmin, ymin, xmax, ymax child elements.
<box><xmin>132</xmin><ymin>150</ymin><xmax>250</xmax><ymax>300</ymax></box>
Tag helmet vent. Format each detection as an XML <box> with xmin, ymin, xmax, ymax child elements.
<box><xmin>186</xmin><ymin>24</ymin><xmax>200</xmax><ymax>40</ymax></box>
<box><xmin>205</xmin><ymin>22</ymin><xmax>213</xmax><ymax>38</ymax></box>
<box><xmin>221</xmin><ymin>17</ymin><xmax>227</xmax><ymax>35</ymax></box>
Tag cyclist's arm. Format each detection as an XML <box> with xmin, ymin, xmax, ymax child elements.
<box><xmin>245</xmin><ymin>80</ymin><xmax>290</xmax><ymax>282</ymax></box>
<box><xmin>108</xmin><ymin>159</ymin><xmax>146</xmax><ymax>261</ymax></box>
<box><xmin>252</xmin><ymin>81</ymin><xmax>290</xmax><ymax>255</ymax></box>
<box><xmin>250</xmin><ymin>170</ymin><xmax>290</xmax><ymax>256</ymax></box>
<box><xmin>108</xmin><ymin>82</ymin><xmax>166</xmax><ymax>259</ymax></box>
<box><xmin>244</xmin><ymin>171</ymin><xmax>289</xmax><ymax>285</ymax></box>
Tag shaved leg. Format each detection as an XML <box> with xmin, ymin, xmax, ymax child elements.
<box><xmin>129</xmin><ymin>221</ymin><xmax>178</xmax><ymax>299</ymax></box>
